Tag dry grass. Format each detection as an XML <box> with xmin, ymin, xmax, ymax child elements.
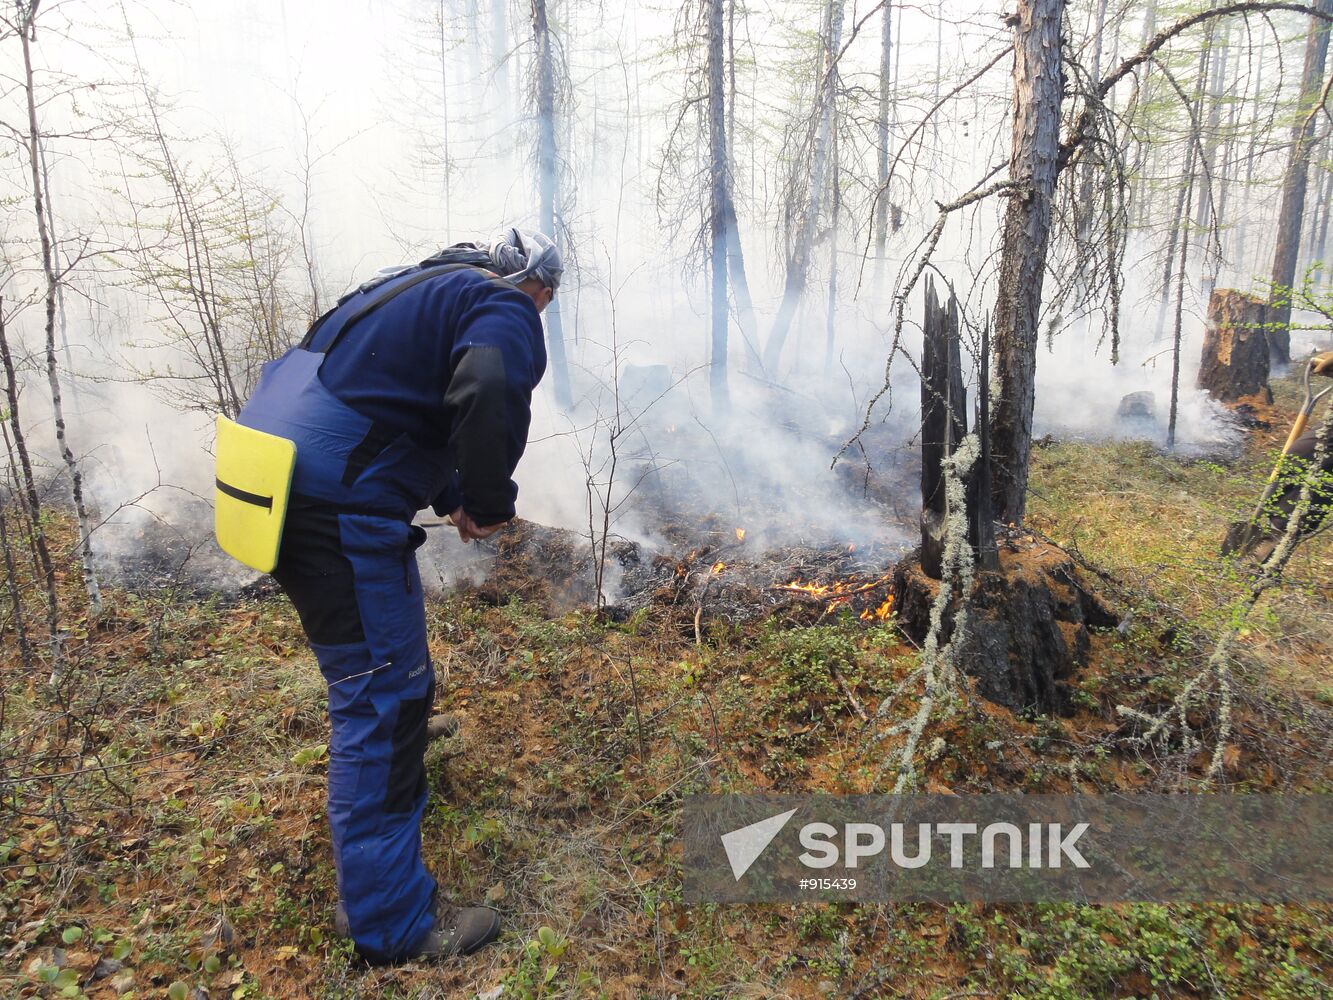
<box><xmin>1027</xmin><ymin>370</ymin><xmax>1333</xmax><ymax>697</ymax></box>
<box><xmin>4</xmin><ymin>382</ymin><xmax>1333</xmax><ymax>997</ymax></box>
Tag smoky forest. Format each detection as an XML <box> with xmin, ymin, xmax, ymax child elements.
<box><xmin>2</xmin><ymin>0</ymin><xmax>1333</xmax><ymax>997</ymax></box>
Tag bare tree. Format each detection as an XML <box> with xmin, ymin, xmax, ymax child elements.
<box><xmin>9</xmin><ymin>0</ymin><xmax>101</xmax><ymax>619</ymax></box>
<box><xmin>655</xmin><ymin>0</ymin><xmax>762</xmax><ymax>387</ymax></box>
<box><xmin>0</xmin><ymin>300</ymin><xmax>59</xmax><ymax>666</ymax></box>
<box><xmin>707</xmin><ymin>0</ymin><xmax>729</xmax><ymax>410</ymax></box>
<box><xmin>763</xmin><ymin>0</ymin><xmax>844</xmax><ymax>376</ymax></box>
<box><xmin>989</xmin><ymin>0</ymin><xmax>1065</xmax><ymax>523</ymax></box>
<box><xmin>115</xmin><ymin>11</ymin><xmax>302</xmax><ymax>417</ymax></box>
<box><xmin>989</xmin><ymin>1</ymin><xmax>1333</xmax><ymax>520</ymax></box>
<box><xmin>1269</xmin><ymin>0</ymin><xmax>1333</xmax><ymax>362</ymax></box>
<box><xmin>874</xmin><ymin>0</ymin><xmax>894</xmax><ymax>260</ymax></box>
<box><xmin>1155</xmin><ymin>32</ymin><xmax>1213</xmax><ymax>333</ymax></box>
<box><xmin>532</xmin><ymin>0</ymin><xmax>574</xmax><ymax>409</ymax></box>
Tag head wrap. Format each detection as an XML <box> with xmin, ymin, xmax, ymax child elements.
<box><xmin>487</xmin><ymin>227</ymin><xmax>563</xmax><ymax>291</ymax></box>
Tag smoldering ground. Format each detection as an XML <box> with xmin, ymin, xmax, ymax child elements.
<box><xmin>0</xmin><ymin>0</ymin><xmax>1306</xmax><ymax>604</ymax></box>
<box><xmin>19</xmin><ymin>259</ymin><xmax>1265</xmax><ymax>606</ymax></box>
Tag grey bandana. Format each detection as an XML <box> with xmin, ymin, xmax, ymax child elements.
<box><xmin>488</xmin><ymin>227</ymin><xmax>563</xmax><ymax>290</ymax></box>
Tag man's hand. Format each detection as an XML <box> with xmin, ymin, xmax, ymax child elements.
<box><xmin>450</xmin><ymin>507</ymin><xmax>505</xmax><ymax>543</ymax></box>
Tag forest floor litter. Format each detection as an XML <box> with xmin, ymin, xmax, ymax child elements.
<box><xmin>3</xmin><ymin>372</ymin><xmax>1332</xmax><ymax>998</ymax></box>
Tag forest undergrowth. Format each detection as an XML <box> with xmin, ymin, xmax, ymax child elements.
<box><xmin>2</xmin><ymin>372</ymin><xmax>1331</xmax><ymax>1000</ymax></box>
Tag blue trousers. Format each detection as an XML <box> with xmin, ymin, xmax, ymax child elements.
<box><xmin>273</xmin><ymin>508</ymin><xmax>437</xmax><ymax>962</ymax></box>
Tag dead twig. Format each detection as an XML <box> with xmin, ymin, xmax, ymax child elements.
<box><xmin>830</xmin><ymin>663</ymin><xmax>868</xmax><ymax>721</ymax></box>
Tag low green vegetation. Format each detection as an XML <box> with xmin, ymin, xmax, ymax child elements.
<box><xmin>4</xmin><ymin>382</ymin><xmax>1331</xmax><ymax>996</ymax></box>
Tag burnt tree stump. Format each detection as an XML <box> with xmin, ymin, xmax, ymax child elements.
<box><xmin>919</xmin><ymin>278</ymin><xmax>997</xmax><ymax>577</ymax></box>
<box><xmin>920</xmin><ymin>279</ymin><xmax>967</xmax><ymax>577</ymax></box>
<box><xmin>897</xmin><ymin>284</ymin><xmax>1112</xmax><ymax>715</ymax></box>
<box><xmin>893</xmin><ymin>535</ymin><xmax>1116</xmax><ymax>714</ymax></box>
<box><xmin>1197</xmin><ymin>289</ymin><xmax>1272</xmax><ymax>403</ymax></box>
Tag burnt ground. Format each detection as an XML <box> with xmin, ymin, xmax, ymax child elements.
<box><xmin>3</xmin><ymin>374</ymin><xmax>1332</xmax><ymax>998</ymax></box>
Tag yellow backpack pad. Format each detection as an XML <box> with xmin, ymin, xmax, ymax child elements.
<box><xmin>214</xmin><ymin>415</ymin><xmax>297</xmax><ymax>573</ymax></box>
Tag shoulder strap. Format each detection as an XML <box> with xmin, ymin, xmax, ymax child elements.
<box><xmin>301</xmin><ymin>262</ymin><xmax>481</xmax><ymax>356</ymax></box>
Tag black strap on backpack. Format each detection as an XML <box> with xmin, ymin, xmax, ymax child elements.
<box><xmin>298</xmin><ymin>262</ymin><xmax>481</xmax><ymax>354</ymax></box>
<box><xmin>290</xmin><ymin>261</ymin><xmax>490</xmax><ymax>490</ymax></box>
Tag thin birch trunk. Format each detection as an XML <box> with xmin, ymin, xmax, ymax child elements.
<box><xmin>0</xmin><ymin>301</ymin><xmax>60</xmax><ymax>668</ymax></box>
<box><xmin>1157</xmin><ymin>41</ymin><xmax>1211</xmax><ymax>333</ymax></box>
<box><xmin>1076</xmin><ymin>0</ymin><xmax>1110</xmax><ymax>240</ymax></box>
<box><xmin>0</xmin><ymin>495</ymin><xmax>35</xmax><ymax>674</ymax></box>
<box><xmin>20</xmin><ymin>17</ymin><xmax>100</xmax><ymax>625</ymax></box>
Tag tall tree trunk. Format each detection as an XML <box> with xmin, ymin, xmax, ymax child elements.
<box><xmin>990</xmin><ymin>0</ymin><xmax>1065</xmax><ymax>524</ymax></box>
<box><xmin>723</xmin><ymin>195</ymin><xmax>764</xmax><ymax>371</ymax></box>
<box><xmin>1234</xmin><ymin>30</ymin><xmax>1268</xmax><ymax>277</ymax></box>
<box><xmin>1313</xmin><ymin>145</ymin><xmax>1333</xmax><ymax>274</ymax></box>
<box><xmin>722</xmin><ymin>0</ymin><xmax>763</xmax><ymax>372</ymax></box>
<box><xmin>437</xmin><ymin>1</ymin><xmax>453</xmax><ymax>231</ymax></box>
<box><xmin>762</xmin><ymin>0</ymin><xmax>844</xmax><ymax>375</ymax></box>
<box><xmin>824</xmin><ymin>131</ymin><xmax>840</xmax><ymax>376</ymax></box>
<box><xmin>1214</xmin><ymin>36</ymin><xmax>1245</xmax><ymax>283</ymax></box>
<box><xmin>1168</xmin><ymin>176</ymin><xmax>1196</xmax><ymax>450</ymax></box>
<box><xmin>491</xmin><ymin>0</ymin><xmax>511</xmax><ymax>128</ymax></box>
<box><xmin>708</xmin><ymin>0</ymin><xmax>729</xmax><ymax>409</ymax></box>
<box><xmin>1130</xmin><ymin>1</ymin><xmax>1159</xmax><ymax>234</ymax></box>
<box><xmin>1075</xmin><ymin>0</ymin><xmax>1109</xmax><ymax>240</ymax></box>
<box><xmin>1156</xmin><ymin>40</ymin><xmax>1211</xmax><ymax>334</ymax></box>
<box><xmin>1269</xmin><ymin>0</ymin><xmax>1333</xmax><ymax>364</ymax></box>
<box><xmin>0</xmin><ymin>302</ymin><xmax>60</xmax><ymax>667</ymax></box>
<box><xmin>1196</xmin><ymin>21</ymin><xmax>1229</xmax><ymax>297</ymax></box>
<box><xmin>38</xmin><ymin>140</ymin><xmax>81</xmax><ymax>417</ymax></box>
<box><xmin>1301</xmin><ymin>135</ymin><xmax>1330</xmax><ymax>265</ymax></box>
<box><xmin>0</xmin><ymin>496</ymin><xmax>35</xmax><ymax>674</ymax></box>
<box><xmin>20</xmin><ymin>13</ymin><xmax>101</xmax><ymax>623</ymax></box>
<box><xmin>874</xmin><ymin>0</ymin><xmax>893</xmax><ymax>259</ymax></box>
<box><xmin>532</xmin><ymin>0</ymin><xmax>573</xmax><ymax>409</ymax></box>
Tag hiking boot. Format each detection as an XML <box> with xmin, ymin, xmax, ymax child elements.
<box><xmin>334</xmin><ymin>898</ymin><xmax>501</xmax><ymax>960</ymax></box>
<box><xmin>414</xmin><ymin>899</ymin><xmax>501</xmax><ymax>958</ymax></box>
<box><xmin>426</xmin><ymin>714</ymin><xmax>460</xmax><ymax>741</ymax></box>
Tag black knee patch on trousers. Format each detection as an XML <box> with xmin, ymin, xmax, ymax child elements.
<box><xmin>386</xmin><ymin>675</ymin><xmax>432</xmax><ymax>814</ymax></box>
<box><xmin>271</xmin><ymin>508</ymin><xmax>366</xmax><ymax>646</ymax></box>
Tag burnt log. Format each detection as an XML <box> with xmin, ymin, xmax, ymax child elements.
<box><xmin>892</xmin><ymin>534</ymin><xmax>1116</xmax><ymax>714</ymax></box>
<box><xmin>1197</xmin><ymin>289</ymin><xmax>1272</xmax><ymax>404</ymax></box>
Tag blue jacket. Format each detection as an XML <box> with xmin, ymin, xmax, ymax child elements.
<box><xmin>240</xmin><ymin>265</ymin><xmax>547</xmax><ymax>525</ymax></box>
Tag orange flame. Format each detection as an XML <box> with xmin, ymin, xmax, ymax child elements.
<box><xmin>860</xmin><ymin>596</ymin><xmax>894</xmax><ymax>621</ymax></box>
<box><xmin>774</xmin><ymin>574</ymin><xmax>895</xmax><ymax>617</ymax></box>
<box><xmin>735</xmin><ymin>528</ymin><xmax>746</xmax><ymax>542</ymax></box>
<box><xmin>711</xmin><ymin>561</ymin><xmax>726</xmax><ymax>574</ymax></box>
